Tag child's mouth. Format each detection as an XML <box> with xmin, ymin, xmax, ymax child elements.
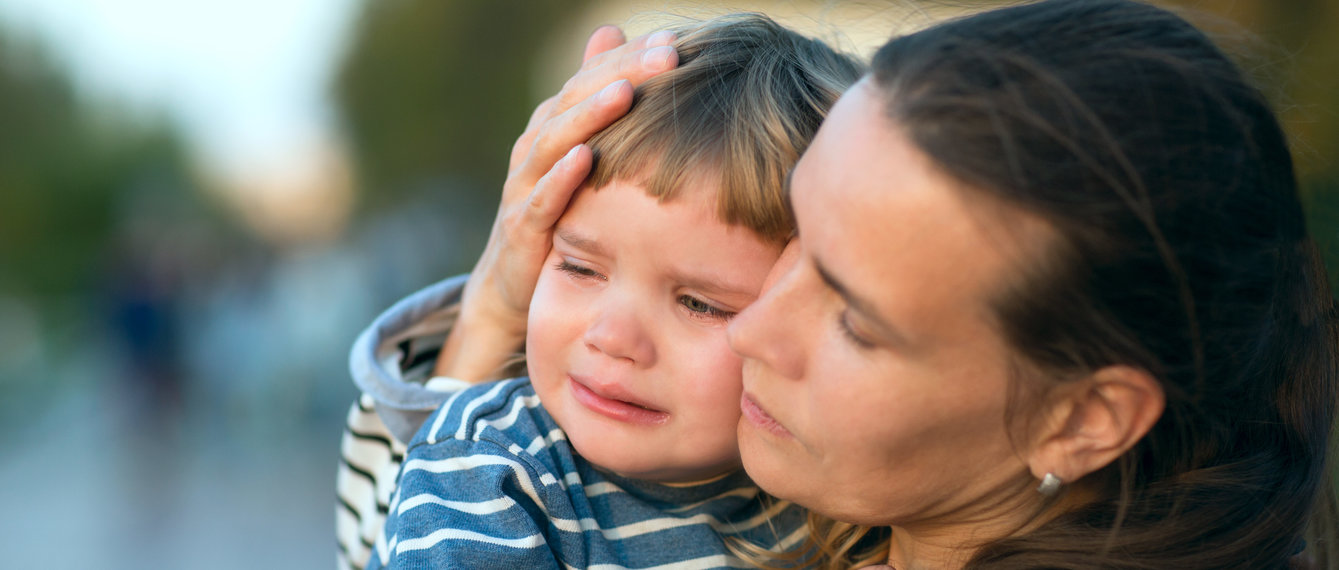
<box><xmin>568</xmin><ymin>375</ymin><xmax>669</xmax><ymax>425</ymax></box>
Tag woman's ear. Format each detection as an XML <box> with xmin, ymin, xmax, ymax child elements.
<box><xmin>1028</xmin><ymin>365</ymin><xmax>1165</xmax><ymax>485</ymax></box>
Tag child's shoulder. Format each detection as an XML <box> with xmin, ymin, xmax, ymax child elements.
<box><xmin>409</xmin><ymin>377</ymin><xmax>561</xmax><ymax>453</ymax></box>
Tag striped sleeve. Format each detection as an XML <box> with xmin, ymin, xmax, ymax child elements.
<box><xmin>367</xmin><ymin>437</ymin><xmax>563</xmax><ymax>570</ymax></box>
<box><xmin>336</xmin><ymin>394</ymin><xmax>407</xmax><ymax>570</ymax></box>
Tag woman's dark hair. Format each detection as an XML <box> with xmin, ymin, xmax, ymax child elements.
<box><xmin>866</xmin><ymin>0</ymin><xmax>1337</xmax><ymax>567</ymax></box>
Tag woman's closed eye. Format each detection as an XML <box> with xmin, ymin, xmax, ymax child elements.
<box><xmin>679</xmin><ymin>295</ymin><xmax>735</xmax><ymax>321</ymax></box>
<box><xmin>838</xmin><ymin>311</ymin><xmax>877</xmax><ymax>349</ymax></box>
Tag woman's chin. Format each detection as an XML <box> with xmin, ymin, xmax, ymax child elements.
<box><xmin>737</xmin><ymin>420</ymin><xmax>801</xmax><ymax>497</ymax></box>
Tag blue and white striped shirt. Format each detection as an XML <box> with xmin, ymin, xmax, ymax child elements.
<box><xmin>369</xmin><ymin>378</ymin><xmax>807</xmax><ymax>569</ymax></box>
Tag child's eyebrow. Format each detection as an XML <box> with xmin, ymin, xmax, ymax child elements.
<box><xmin>667</xmin><ymin>268</ymin><xmax>755</xmax><ymax>299</ymax></box>
<box><xmin>555</xmin><ymin>227</ymin><xmax>610</xmax><ymax>257</ymax></box>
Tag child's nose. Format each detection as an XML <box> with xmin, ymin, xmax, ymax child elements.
<box><xmin>582</xmin><ymin>298</ymin><xmax>656</xmax><ymax>366</ymax></box>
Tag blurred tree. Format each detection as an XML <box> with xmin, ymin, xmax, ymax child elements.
<box><xmin>0</xmin><ymin>26</ymin><xmax>227</xmax><ymax>428</ymax></box>
<box><xmin>1256</xmin><ymin>0</ymin><xmax>1339</xmax><ymax>298</ymax></box>
<box><xmin>0</xmin><ymin>29</ymin><xmax>204</xmax><ymax>310</ymax></box>
<box><xmin>334</xmin><ymin>0</ymin><xmax>594</xmax><ymax>213</ymax></box>
<box><xmin>1170</xmin><ymin>0</ymin><xmax>1339</xmax><ymax>296</ymax></box>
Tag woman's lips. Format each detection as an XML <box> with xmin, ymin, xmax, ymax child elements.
<box><xmin>740</xmin><ymin>393</ymin><xmax>793</xmax><ymax>438</ymax></box>
<box><xmin>568</xmin><ymin>376</ymin><xmax>669</xmax><ymax>425</ymax></box>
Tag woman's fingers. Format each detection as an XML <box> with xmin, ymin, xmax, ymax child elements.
<box><xmin>521</xmin><ymin>25</ymin><xmax>624</xmax><ymax>166</ymax></box>
<box><xmin>510</xmin><ymin>95</ymin><xmax>559</xmax><ymax>171</ymax></box>
<box><xmin>582</xmin><ymin>25</ymin><xmax>626</xmax><ymax>63</ymax></box>
<box><xmin>507</xmin><ymin>29</ymin><xmax>677</xmax><ymax>187</ymax></box>
<box><xmin>554</xmin><ymin>30</ymin><xmax>677</xmax><ymax>112</ymax></box>
<box><xmin>510</xmin><ymin>79</ymin><xmax>633</xmax><ymax>197</ymax></box>
<box><xmin>580</xmin><ymin>28</ymin><xmax>675</xmax><ymax>73</ymax></box>
<box><xmin>522</xmin><ymin>144</ymin><xmax>592</xmax><ymax>233</ymax></box>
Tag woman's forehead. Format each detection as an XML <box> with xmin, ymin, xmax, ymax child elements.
<box><xmin>791</xmin><ymin>82</ymin><xmax>1046</xmax><ymax>351</ymax></box>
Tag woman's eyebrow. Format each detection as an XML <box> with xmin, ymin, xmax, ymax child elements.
<box><xmin>813</xmin><ymin>257</ymin><xmax>913</xmax><ymax>348</ymax></box>
<box><xmin>555</xmin><ymin>227</ymin><xmax>609</xmax><ymax>257</ymax></box>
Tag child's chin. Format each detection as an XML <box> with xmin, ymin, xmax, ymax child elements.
<box><xmin>574</xmin><ymin>444</ymin><xmax>670</xmax><ymax>480</ymax></box>
<box><xmin>591</xmin><ymin>452</ymin><xmax>741</xmax><ymax>483</ymax></box>
<box><xmin>566</xmin><ymin>426</ymin><xmax>740</xmax><ymax>482</ymax></box>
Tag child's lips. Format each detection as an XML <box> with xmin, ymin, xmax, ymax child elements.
<box><xmin>568</xmin><ymin>374</ymin><xmax>669</xmax><ymax>425</ymax></box>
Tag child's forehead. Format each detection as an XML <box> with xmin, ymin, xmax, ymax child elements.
<box><xmin>558</xmin><ymin>180</ymin><xmax>781</xmax><ymax>278</ymax></box>
<box><xmin>591</xmin><ymin>156</ymin><xmax>721</xmax><ymax>196</ymax></box>
<box><xmin>577</xmin><ymin>173</ymin><xmax>722</xmax><ymax>220</ymax></box>
<box><xmin>566</xmin><ymin>178</ymin><xmax>722</xmax><ymax>230</ymax></box>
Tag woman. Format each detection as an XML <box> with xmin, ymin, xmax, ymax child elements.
<box><xmin>443</xmin><ymin>0</ymin><xmax>1337</xmax><ymax>567</ymax></box>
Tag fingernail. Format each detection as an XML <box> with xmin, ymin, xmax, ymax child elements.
<box><xmin>647</xmin><ymin>30</ymin><xmax>676</xmax><ymax>46</ymax></box>
<box><xmin>642</xmin><ymin>45</ymin><xmax>674</xmax><ymax>69</ymax></box>
<box><xmin>597</xmin><ymin>80</ymin><xmax>627</xmax><ymax>104</ymax></box>
<box><xmin>561</xmin><ymin>145</ymin><xmax>583</xmax><ymax>165</ymax></box>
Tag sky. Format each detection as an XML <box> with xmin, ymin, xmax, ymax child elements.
<box><xmin>0</xmin><ymin>0</ymin><xmax>361</xmax><ymax>180</ymax></box>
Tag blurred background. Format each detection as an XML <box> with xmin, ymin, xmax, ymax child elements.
<box><xmin>0</xmin><ymin>0</ymin><xmax>1333</xmax><ymax>568</ymax></box>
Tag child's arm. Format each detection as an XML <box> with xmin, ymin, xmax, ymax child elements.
<box><xmin>434</xmin><ymin>27</ymin><xmax>680</xmax><ymax>381</ymax></box>
<box><xmin>365</xmin><ymin>381</ymin><xmax>574</xmax><ymax>570</ymax></box>
<box><xmin>366</xmin><ymin>439</ymin><xmax>564</xmax><ymax>570</ymax></box>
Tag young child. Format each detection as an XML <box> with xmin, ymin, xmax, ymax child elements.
<box><xmin>337</xmin><ymin>14</ymin><xmax>863</xmax><ymax>569</ymax></box>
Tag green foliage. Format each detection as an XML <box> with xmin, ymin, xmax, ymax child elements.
<box><xmin>1174</xmin><ymin>0</ymin><xmax>1339</xmax><ymax>300</ymax></box>
<box><xmin>0</xmin><ymin>31</ymin><xmax>196</xmax><ymax>305</ymax></box>
<box><xmin>334</xmin><ymin>0</ymin><xmax>593</xmax><ymax>211</ymax></box>
<box><xmin>1259</xmin><ymin>0</ymin><xmax>1339</xmax><ymax>301</ymax></box>
<box><xmin>1304</xmin><ymin>179</ymin><xmax>1339</xmax><ymax>301</ymax></box>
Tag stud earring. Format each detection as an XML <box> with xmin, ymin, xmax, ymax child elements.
<box><xmin>1037</xmin><ymin>473</ymin><xmax>1063</xmax><ymax>497</ymax></box>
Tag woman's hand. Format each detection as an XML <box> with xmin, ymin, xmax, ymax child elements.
<box><xmin>434</xmin><ymin>26</ymin><xmax>679</xmax><ymax>380</ymax></box>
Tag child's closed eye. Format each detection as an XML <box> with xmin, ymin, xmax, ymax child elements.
<box><xmin>678</xmin><ymin>295</ymin><xmax>735</xmax><ymax>321</ymax></box>
<box><xmin>555</xmin><ymin>260</ymin><xmax>606</xmax><ymax>281</ymax></box>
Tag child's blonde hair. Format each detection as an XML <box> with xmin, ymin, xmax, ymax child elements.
<box><xmin>589</xmin><ymin>14</ymin><xmax>866</xmax><ymax>567</ymax></box>
<box><xmin>586</xmin><ymin>13</ymin><xmax>864</xmax><ymax>244</ymax></box>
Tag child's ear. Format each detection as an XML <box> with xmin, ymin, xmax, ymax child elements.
<box><xmin>1027</xmin><ymin>365</ymin><xmax>1165</xmax><ymax>487</ymax></box>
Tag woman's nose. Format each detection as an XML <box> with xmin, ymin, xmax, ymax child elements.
<box><xmin>728</xmin><ymin>242</ymin><xmax>805</xmax><ymax>378</ymax></box>
<box><xmin>582</xmin><ymin>297</ymin><xmax>656</xmax><ymax>366</ymax></box>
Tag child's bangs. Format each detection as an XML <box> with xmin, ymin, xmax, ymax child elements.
<box><xmin>585</xmin><ymin>70</ymin><xmax>796</xmax><ymax>244</ymax></box>
<box><xmin>584</xmin><ymin>12</ymin><xmax>863</xmax><ymax>246</ymax></box>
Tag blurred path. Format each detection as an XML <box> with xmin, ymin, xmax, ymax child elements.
<box><xmin>0</xmin><ymin>383</ymin><xmax>341</xmax><ymax>569</ymax></box>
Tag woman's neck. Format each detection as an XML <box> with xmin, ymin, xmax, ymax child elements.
<box><xmin>884</xmin><ymin>525</ymin><xmax>978</xmax><ymax>570</ymax></box>
<box><xmin>881</xmin><ymin>476</ymin><xmax>1090</xmax><ymax>569</ymax></box>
